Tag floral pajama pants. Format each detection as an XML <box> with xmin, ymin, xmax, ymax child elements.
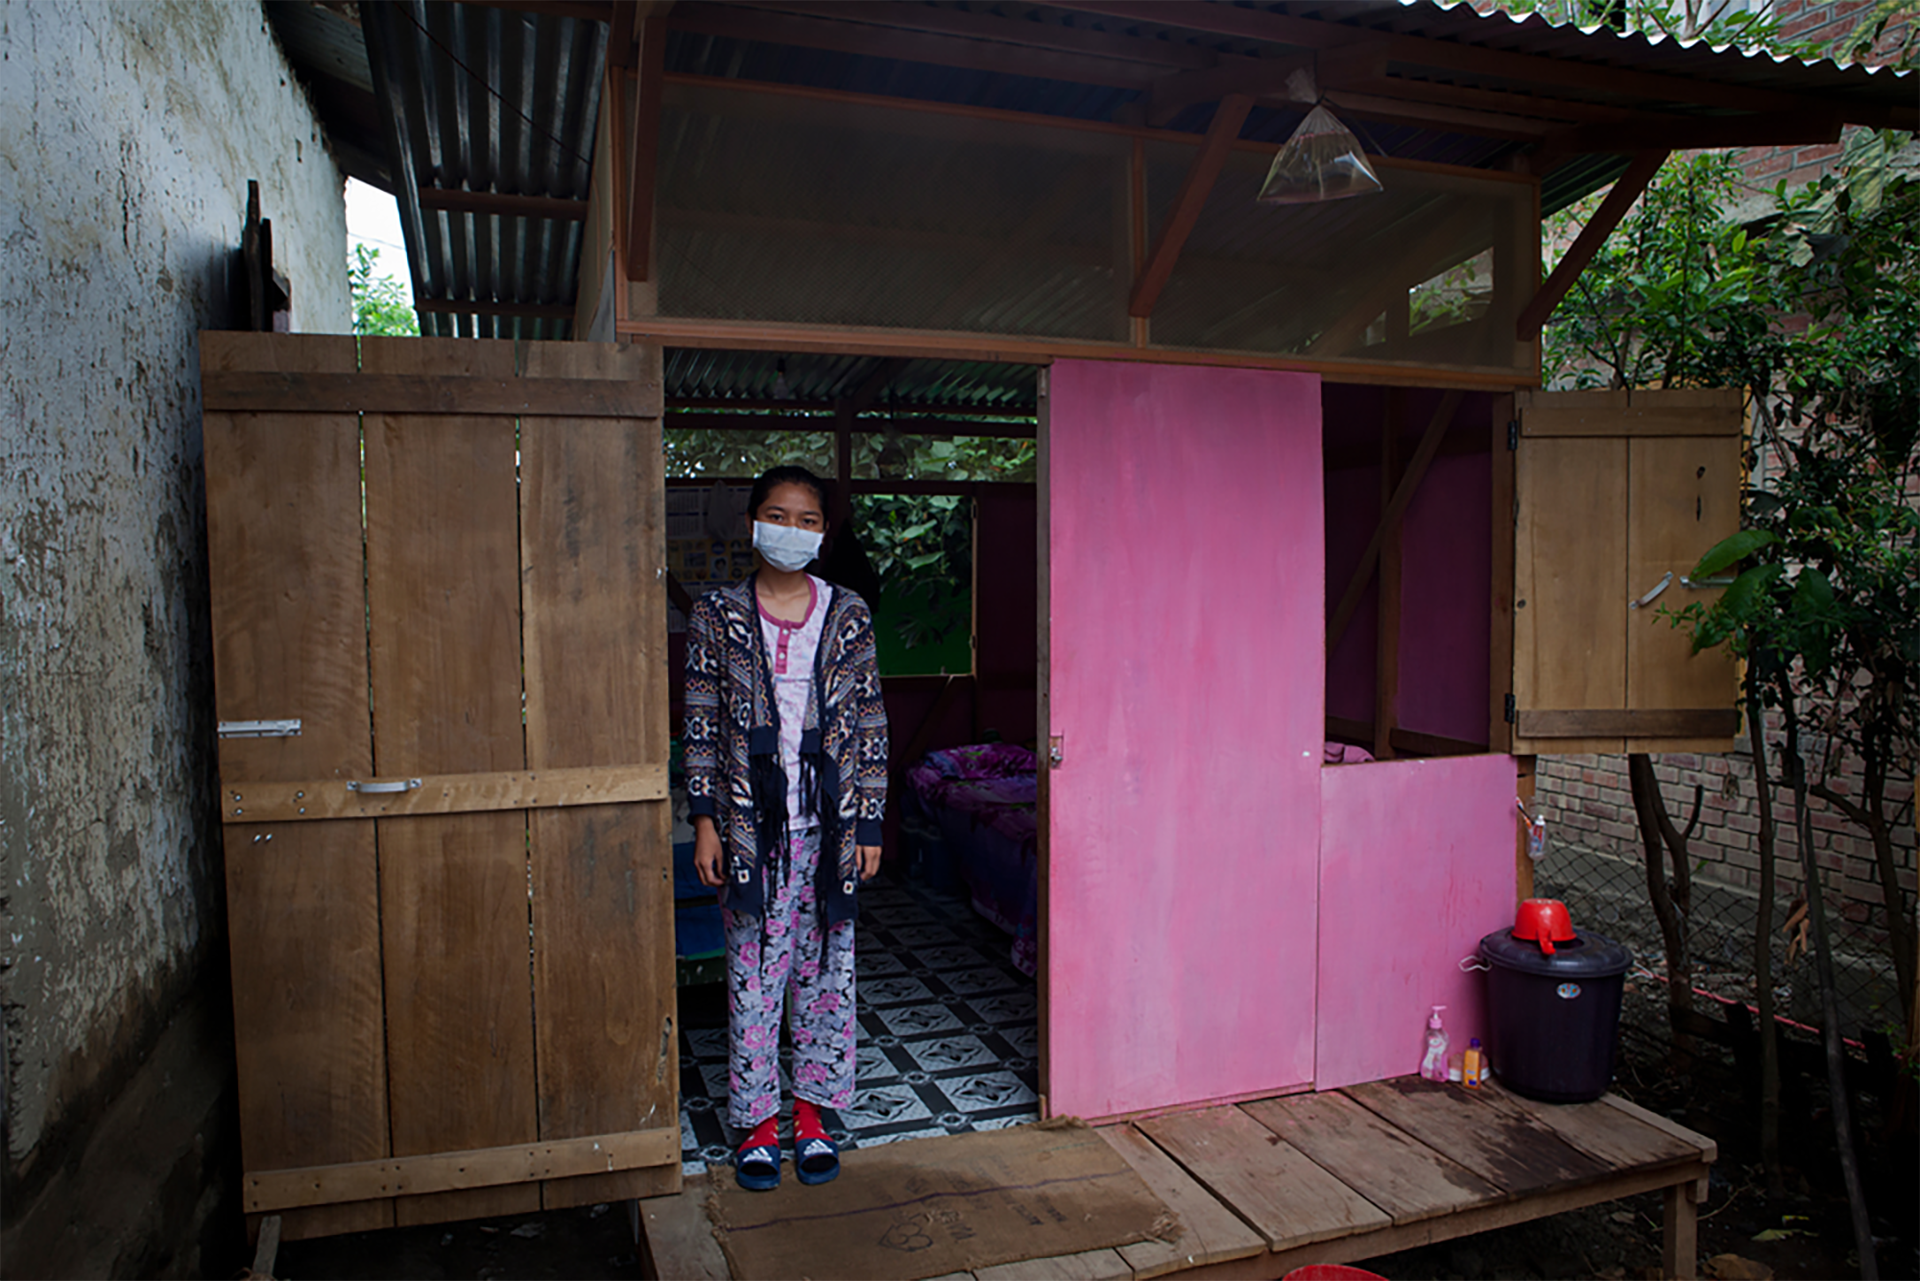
<box><xmin>724</xmin><ymin>827</ymin><xmax>857</xmax><ymax>1130</ymax></box>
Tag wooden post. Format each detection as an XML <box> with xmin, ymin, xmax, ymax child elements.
<box><xmin>1127</xmin><ymin>94</ymin><xmax>1253</xmax><ymax>319</ymax></box>
<box><xmin>1661</xmin><ymin>1177</ymin><xmax>1700</xmax><ymax>1280</ymax></box>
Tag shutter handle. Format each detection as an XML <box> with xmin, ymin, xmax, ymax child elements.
<box><xmin>1628</xmin><ymin>572</ymin><xmax>1673</xmax><ymax>609</ymax></box>
<box><xmin>347</xmin><ymin>778</ymin><xmax>423</xmax><ymax>794</ymax></box>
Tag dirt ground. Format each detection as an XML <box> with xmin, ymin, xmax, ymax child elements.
<box><xmin>270</xmin><ymin>980</ymin><xmax>1916</xmax><ymax>1281</ymax></box>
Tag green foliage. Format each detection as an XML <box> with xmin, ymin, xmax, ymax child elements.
<box><xmin>1543</xmin><ymin>152</ymin><xmax>1781</xmax><ymax>392</ymax></box>
<box><xmin>349</xmin><ymin>243</ymin><xmax>419</xmax><ymax>337</ymax></box>
<box><xmin>661</xmin><ymin>420</ymin><xmax>1033</xmax><ymax>655</ymax></box>
<box><xmin>664</xmin><ymin>422</ymin><xmax>836</xmax><ymax>477</ymax></box>
<box><xmin>1498</xmin><ymin>0</ymin><xmax>1811</xmax><ymax>52</ymax></box>
<box><xmin>1589</xmin><ymin>143</ymin><xmax>1920</xmax><ymax>771</ymax></box>
<box><xmin>853</xmin><ymin>492</ymin><xmax>974</xmax><ymax>654</ymax></box>
<box><xmin>853</xmin><ymin>428</ymin><xmax>1037</xmax><ymax>483</ymax></box>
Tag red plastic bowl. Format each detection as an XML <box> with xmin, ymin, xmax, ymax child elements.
<box><xmin>1512</xmin><ymin>897</ymin><xmax>1576</xmax><ymax>955</ymax></box>
<box><xmin>1283</xmin><ymin>1267</ymin><xmax>1388</xmax><ymax>1281</ymax></box>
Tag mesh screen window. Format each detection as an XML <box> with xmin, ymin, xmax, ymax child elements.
<box><xmin>658</xmin><ymin>84</ymin><xmax>1130</xmax><ymax>342</ymax></box>
<box><xmin>1145</xmin><ymin>143</ymin><xmax>1534</xmax><ymax>373</ymax></box>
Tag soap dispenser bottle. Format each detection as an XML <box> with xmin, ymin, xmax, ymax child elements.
<box><xmin>1420</xmin><ymin>1006</ymin><xmax>1450</xmax><ymax>1082</ymax></box>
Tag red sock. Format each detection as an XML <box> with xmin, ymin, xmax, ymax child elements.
<box><xmin>794</xmin><ymin>1098</ymin><xmax>830</xmax><ymax>1143</ymax></box>
<box><xmin>739</xmin><ymin>1115</ymin><xmax>779</xmax><ymax>1152</ymax></box>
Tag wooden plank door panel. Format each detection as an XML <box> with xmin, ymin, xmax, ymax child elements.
<box><xmin>1512</xmin><ymin>433</ymin><xmax>1628</xmax><ymax>755</ymax></box>
<box><xmin>1625</xmin><ymin>431</ymin><xmax>1741</xmax><ymax>753</ymax></box>
<box><xmin>205</xmin><ymin>333</ymin><xmax>680</xmax><ymax>1235</ymax></box>
<box><xmin>202</xmin><ymin>332</ymin><xmax>395</xmax><ymax>1239</ymax></box>
<box><xmin>361</xmin><ymin>337</ymin><xmax>540</xmax><ymax>1226</ymax></box>
<box><xmin>1045</xmin><ymin>361</ymin><xmax>1323</xmax><ymax>1120</ymax></box>
<box><xmin>519</xmin><ymin>341</ymin><xmax>678</xmax><ymax>1208</ymax></box>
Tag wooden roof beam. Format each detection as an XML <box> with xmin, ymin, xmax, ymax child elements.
<box><xmin>1049</xmin><ymin>1</ymin><xmax>1832</xmax><ymax>118</ymax></box>
<box><xmin>455</xmin><ymin>0</ymin><xmax>617</xmax><ymax>23</ymax></box>
<box><xmin>623</xmin><ymin>16</ymin><xmax>667</xmax><ymax>282</ymax></box>
<box><xmin>730</xmin><ymin>0</ymin><xmax>1219</xmax><ymax>70</ymax></box>
<box><xmin>1318</xmin><ymin>89</ymin><xmax>1558</xmax><ymax>141</ymax></box>
<box><xmin>417</xmin><ymin>188</ymin><xmax>590</xmax><ymax>220</ymax></box>
<box><xmin>1543</xmin><ymin>110</ymin><xmax>1841</xmax><ymax>156</ymax></box>
<box><xmin>1147</xmin><ymin>41</ymin><xmax>1386</xmax><ymax>127</ymax></box>
<box><xmin>1128</xmin><ymin>94</ymin><xmax>1254</xmax><ymax>320</ymax></box>
<box><xmin>1336</xmin><ymin>76</ymin><xmax>1636</xmax><ymax>126</ymax></box>
<box><xmin>1517</xmin><ymin>149</ymin><xmax>1669</xmax><ymax>342</ymax></box>
<box><xmin>666</xmin><ymin>3</ymin><xmax>1169</xmax><ymax>89</ymax></box>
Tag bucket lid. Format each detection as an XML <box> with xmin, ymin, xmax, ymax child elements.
<box><xmin>1480</xmin><ymin>926</ymin><xmax>1631</xmax><ymax>977</ymax></box>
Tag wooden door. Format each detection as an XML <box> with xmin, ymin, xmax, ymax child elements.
<box><xmin>1509</xmin><ymin>388</ymin><xmax>1741</xmax><ymax>755</ymax></box>
<box><xmin>202</xmin><ymin>333</ymin><xmax>678</xmax><ymax>1241</ymax></box>
<box><xmin>1041</xmin><ymin>360</ymin><xmax>1325</xmax><ymax>1122</ymax></box>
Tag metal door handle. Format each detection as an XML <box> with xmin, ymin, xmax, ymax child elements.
<box><xmin>1629</xmin><ymin>572</ymin><xmax>1672</xmax><ymax>609</ymax></box>
<box><xmin>347</xmin><ymin>778</ymin><xmax>422</xmax><ymax>794</ymax></box>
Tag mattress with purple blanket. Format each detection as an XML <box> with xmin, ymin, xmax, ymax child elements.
<box><xmin>904</xmin><ymin>743</ymin><xmax>1039</xmax><ymax>977</ymax></box>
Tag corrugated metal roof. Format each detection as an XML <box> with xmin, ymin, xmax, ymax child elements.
<box><xmin>360</xmin><ymin>0</ymin><xmax>606</xmax><ymax>340</ymax></box>
<box><xmin>667</xmin><ymin>350</ymin><xmax>1039</xmax><ymax>410</ymax></box>
<box><xmin>271</xmin><ymin>0</ymin><xmax>1909</xmax><ymax>388</ymax></box>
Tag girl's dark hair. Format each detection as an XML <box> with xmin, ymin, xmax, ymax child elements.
<box><xmin>749</xmin><ymin>465</ymin><xmax>830</xmax><ymax>521</ymax></box>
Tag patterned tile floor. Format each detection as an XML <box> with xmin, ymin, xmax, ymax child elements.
<box><xmin>677</xmin><ymin>869</ymin><xmax>1040</xmax><ymax>1175</ymax></box>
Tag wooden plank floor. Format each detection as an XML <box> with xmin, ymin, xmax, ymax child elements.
<box><xmin>641</xmin><ymin>1076</ymin><xmax>1716</xmax><ymax>1281</ymax></box>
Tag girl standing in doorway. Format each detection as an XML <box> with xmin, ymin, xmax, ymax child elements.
<box><xmin>686</xmin><ymin>465</ymin><xmax>888</xmax><ymax>1191</ymax></box>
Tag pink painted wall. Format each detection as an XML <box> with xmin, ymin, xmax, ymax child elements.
<box><xmin>1398</xmin><ymin>454</ymin><xmax>1492</xmax><ymax>744</ymax></box>
<box><xmin>1046</xmin><ymin>360</ymin><xmax>1324</xmax><ymax>1120</ymax></box>
<box><xmin>1315</xmin><ymin>753</ymin><xmax>1518</xmax><ymax>1091</ymax></box>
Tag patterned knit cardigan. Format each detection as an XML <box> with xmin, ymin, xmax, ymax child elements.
<box><xmin>683</xmin><ymin>574</ymin><xmax>888</xmax><ymax>926</ymax></box>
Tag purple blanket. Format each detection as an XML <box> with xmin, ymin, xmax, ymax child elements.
<box><xmin>906</xmin><ymin>744</ymin><xmax>1039</xmax><ymax>976</ymax></box>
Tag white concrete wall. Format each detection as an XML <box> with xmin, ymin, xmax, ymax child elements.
<box><xmin>0</xmin><ymin>0</ymin><xmax>348</xmax><ymax>1179</ymax></box>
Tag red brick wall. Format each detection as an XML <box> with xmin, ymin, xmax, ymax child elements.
<box><xmin>1740</xmin><ymin>0</ymin><xmax>1913</xmax><ymax>188</ymax></box>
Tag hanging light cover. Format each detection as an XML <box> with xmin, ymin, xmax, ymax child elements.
<box><xmin>1257</xmin><ymin>103</ymin><xmax>1383</xmax><ymax>204</ymax></box>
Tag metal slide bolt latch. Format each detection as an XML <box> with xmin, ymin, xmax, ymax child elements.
<box><xmin>1628</xmin><ymin>571</ymin><xmax>1673</xmax><ymax>609</ymax></box>
<box><xmin>347</xmin><ymin>778</ymin><xmax>423</xmax><ymax>794</ymax></box>
<box><xmin>1681</xmin><ymin>574</ymin><xmax>1735</xmax><ymax>589</ymax></box>
<box><xmin>1047</xmin><ymin>735</ymin><xmax>1065</xmax><ymax>768</ymax></box>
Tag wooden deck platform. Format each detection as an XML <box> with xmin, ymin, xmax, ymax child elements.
<box><xmin>639</xmin><ymin>1076</ymin><xmax>1717</xmax><ymax>1281</ymax></box>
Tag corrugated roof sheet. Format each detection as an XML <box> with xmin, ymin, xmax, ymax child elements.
<box><xmin>361</xmin><ymin>0</ymin><xmax>606</xmax><ymax>340</ymax></box>
<box><xmin>276</xmin><ymin>0</ymin><xmax>1909</xmax><ymax>391</ymax></box>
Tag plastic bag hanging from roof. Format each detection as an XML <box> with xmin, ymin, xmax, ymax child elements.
<box><xmin>1257</xmin><ymin>104</ymin><xmax>1383</xmax><ymax>205</ymax></box>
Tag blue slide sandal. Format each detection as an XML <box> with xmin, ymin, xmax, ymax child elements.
<box><xmin>734</xmin><ymin>1142</ymin><xmax>782</xmax><ymax>1191</ymax></box>
<box><xmin>795</xmin><ymin>1135</ymin><xmax>840</xmax><ymax>1186</ymax></box>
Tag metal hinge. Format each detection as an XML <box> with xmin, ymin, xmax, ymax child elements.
<box><xmin>1507</xmin><ymin>419</ymin><xmax>1520</xmax><ymax>451</ymax></box>
<box><xmin>1504</xmin><ymin>694</ymin><xmax>1517</xmax><ymax>724</ymax></box>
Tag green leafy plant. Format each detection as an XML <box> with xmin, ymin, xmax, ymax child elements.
<box><xmin>1546</xmin><ymin>130</ymin><xmax>1916</xmax><ymax>1272</ymax></box>
<box><xmin>349</xmin><ymin>243</ymin><xmax>419</xmax><ymax>337</ymax></box>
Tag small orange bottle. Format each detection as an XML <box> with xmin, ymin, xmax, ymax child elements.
<box><xmin>1462</xmin><ymin>1037</ymin><xmax>1485</xmax><ymax>1089</ymax></box>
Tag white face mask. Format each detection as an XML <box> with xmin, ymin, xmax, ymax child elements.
<box><xmin>753</xmin><ymin>520</ymin><xmax>823</xmax><ymax>572</ymax></box>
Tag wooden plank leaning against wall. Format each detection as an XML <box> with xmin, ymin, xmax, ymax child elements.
<box><xmin>201</xmin><ymin>334</ymin><xmax>679</xmax><ymax>1242</ymax></box>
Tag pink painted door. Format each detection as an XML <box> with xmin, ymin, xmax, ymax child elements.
<box><xmin>1042</xmin><ymin>360</ymin><xmax>1325</xmax><ymax>1121</ymax></box>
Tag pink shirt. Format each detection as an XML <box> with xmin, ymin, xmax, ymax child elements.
<box><xmin>757</xmin><ymin>575</ymin><xmax>833</xmax><ymax>829</ymax></box>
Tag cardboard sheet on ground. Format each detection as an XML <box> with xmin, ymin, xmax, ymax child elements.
<box><xmin>705</xmin><ymin>1121</ymin><xmax>1179</xmax><ymax>1280</ymax></box>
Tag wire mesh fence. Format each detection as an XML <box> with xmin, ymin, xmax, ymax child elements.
<box><xmin>1533</xmin><ymin>835</ymin><xmax>1910</xmax><ymax>1046</ymax></box>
